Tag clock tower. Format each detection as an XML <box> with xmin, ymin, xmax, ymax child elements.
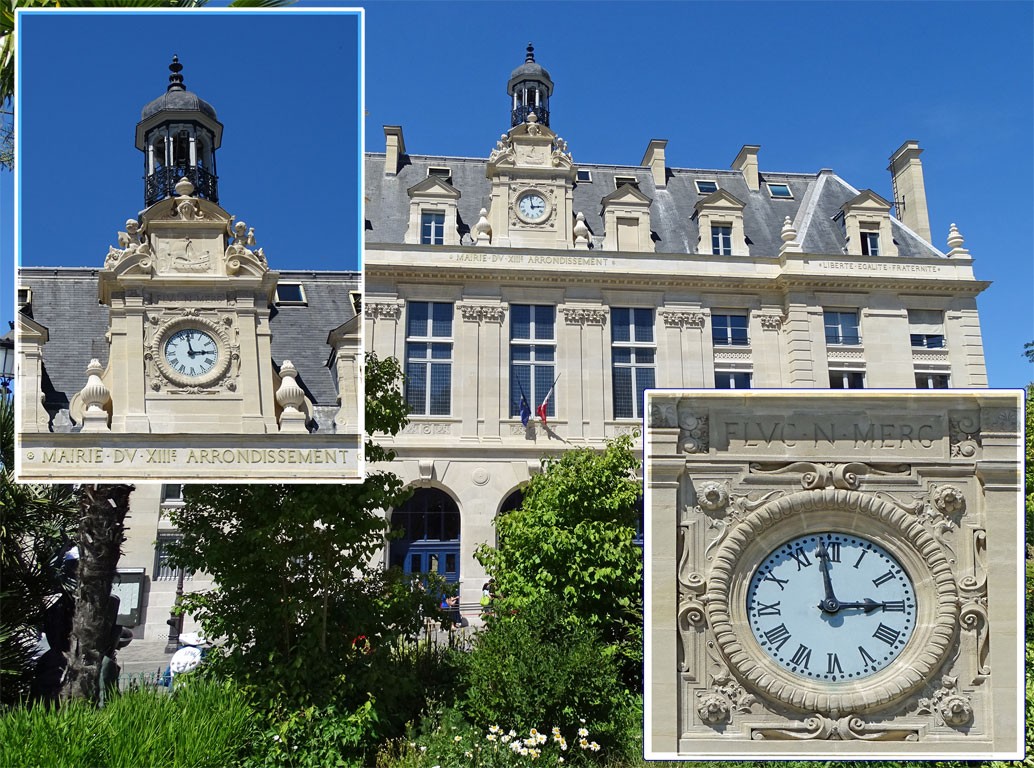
<box><xmin>83</xmin><ymin>57</ymin><xmax>281</xmax><ymax>435</ymax></box>
<box><xmin>486</xmin><ymin>45</ymin><xmax>577</xmax><ymax>250</ymax></box>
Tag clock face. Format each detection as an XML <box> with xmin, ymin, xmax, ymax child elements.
<box><xmin>746</xmin><ymin>532</ymin><xmax>917</xmax><ymax>682</ymax></box>
<box><xmin>163</xmin><ymin>328</ymin><xmax>219</xmax><ymax>377</ymax></box>
<box><xmin>516</xmin><ymin>191</ymin><xmax>548</xmax><ymax>222</ymax></box>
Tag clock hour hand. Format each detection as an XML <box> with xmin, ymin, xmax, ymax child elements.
<box><xmin>185</xmin><ymin>332</ymin><xmax>199</xmax><ymax>357</ymax></box>
<box><xmin>815</xmin><ymin>540</ymin><xmax>841</xmax><ymax>613</ymax></box>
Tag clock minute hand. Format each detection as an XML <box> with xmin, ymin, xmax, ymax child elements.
<box><xmin>185</xmin><ymin>332</ymin><xmax>199</xmax><ymax>357</ymax></box>
<box><xmin>836</xmin><ymin>598</ymin><xmax>887</xmax><ymax>613</ymax></box>
<box><xmin>815</xmin><ymin>540</ymin><xmax>841</xmax><ymax>613</ymax></box>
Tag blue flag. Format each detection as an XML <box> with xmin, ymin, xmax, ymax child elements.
<box><xmin>519</xmin><ymin>394</ymin><xmax>531</xmax><ymax>427</ymax></box>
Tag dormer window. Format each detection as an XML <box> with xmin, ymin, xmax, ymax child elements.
<box><xmin>767</xmin><ymin>182</ymin><xmax>793</xmax><ymax>199</ymax></box>
<box><xmin>614</xmin><ymin>175</ymin><xmax>639</xmax><ymax>190</ymax></box>
<box><xmin>695</xmin><ymin>180</ymin><xmax>718</xmax><ymax>194</ymax></box>
<box><xmin>427</xmin><ymin>166</ymin><xmax>452</xmax><ymax>185</ymax></box>
<box><xmin>860</xmin><ymin>229</ymin><xmax>880</xmax><ymax>256</ymax></box>
<box><xmin>421</xmin><ymin>212</ymin><xmax>446</xmax><ymax>245</ymax></box>
<box><xmin>576</xmin><ymin>169</ymin><xmax>592</xmax><ymax>183</ymax></box>
<box><xmin>712</xmin><ymin>225</ymin><xmax>733</xmax><ymax>256</ymax></box>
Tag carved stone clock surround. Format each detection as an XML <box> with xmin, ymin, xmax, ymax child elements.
<box><xmin>644</xmin><ymin>390</ymin><xmax>1022</xmax><ymax>760</ymax></box>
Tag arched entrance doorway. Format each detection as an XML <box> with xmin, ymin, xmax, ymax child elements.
<box><xmin>389</xmin><ymin>488</ymin><xmax>461</xmax><ymax>583</ymax></box>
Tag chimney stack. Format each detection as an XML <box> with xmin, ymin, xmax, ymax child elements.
<box><xmin>384</xmin><ymin>125</ymin><xmax>406</xmax><ymax>176</ymax></box>
<box><xmin>732</xmin><ymin>145</ymin><xmax>760</xmax><ymax>191</ymax></box>
<box><xmin>888</xmin><ymin>140</ymin><xmax>931</xmax><ymax>242</ymax></box>
<box><xmin>641</xmin><ymin>139</ymin><xmax>668</xmax><ymax>188</ymax></box>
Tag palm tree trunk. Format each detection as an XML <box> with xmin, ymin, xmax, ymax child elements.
<box><xmin>60</xmin><ymin>484</ymin><xmax>133</xmax><ymax>705</ymax></box>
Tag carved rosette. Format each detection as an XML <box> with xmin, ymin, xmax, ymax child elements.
<box><xmin>660</xmin><ymin>309</ymin><xmax>706</xmax><ymax>329</ymax></box>
<box><xmin>696</xmin><ymin>672</ymin><xmax>756</xmax><ymax>727</ymax></box>
<box><xmin>757</xmin><ymin>313</ymin><xmax>785</xmax><ymax>331</ymax></box>
<box><xmin>364</xmin><ymin>302</ymin><xmax>403</xmax><ymax>321</ymax></box>
<box><xmin>982</xmin><ymin>406</ymin><xmax>1018</xmax><ymax>433</ymax></box>
<box><xmin>677</xmin><ymin>401</ymin><xmax>709</xmax><ymax>454</ymax></box>
<box><xmin>458</xmin><ymin>304</ymin><xmax>506</xmax><ymax>324</ymax></box>
<box><xmin>917</xmin><ymin>677</ymin><xmax>974</xmax><ymax>727</ymax></box>
<box><xmin>949</xmin><ymin>414</ymin><xmax>980</xmax><ymax>458</ymax></box>
<box><xmin>696</xmin><ymin>481</ymin><xmax>729</xmax><ymax>515</ymax></box>
<box><xmin>560</xmin><ymin>307</ymin><xmax>607</xmax><ymax>326</ymax></box>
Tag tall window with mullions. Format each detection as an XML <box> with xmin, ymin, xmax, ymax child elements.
<box><xmin>612</xmin><ymin>307</ymin><xmax>655</xmax><ymax>419</ymax></box>
<box><xmin>405</xmin><ymin>302</ymin><xmax>453</xmax><ymax>416</ymax></box>
<box><xmin>510</xmin><ymin>305</ymin><xmax>556</xmax><ymax>419</ymax></box>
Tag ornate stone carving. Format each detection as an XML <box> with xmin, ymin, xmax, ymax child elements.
<box><xmin>560</xmin><ymin>307</ymin><xmax>607</xmax><ymax>326</ymax></box>
<box><xmin>105</xmin><ymin>218</ymin><xmax>152</xmax><ymax>269</ymax></box>
<box><xmin>573</xmin><ymin>211</ymin><xmax>590</xmax><ymax>247</ymax></box>
<box><xmin>403</xmin><ymin>422</ymin><xmax>453</xmax><ymax>436</ymax></box>
<box><xmin>695</xmin><ymin>481</ymin><xmax>729</xmax><ymax>513</ymax></box>
<box><xmin>982</xmin><ymin>406</ymin><xmax>1018</xmax><ymax>432</ymax></box>
<box><xmin>648</xmin><ymin>400</ymin><xmax>677</xmax><ymax>428</ymax></box>
<box><xmin>931</xmin><ymin>484</ymin><xmax>966</xmax><ymax>516</ymax></box>
<box><xmin>275</xmin><ymin>360</ymin><xmax>308</xmax><ymax>434</ymax></box>
<box><xmin>459</xmin><ymin>304</ymin><xmax>506</xmax><ymax>324</ymax></box>
<box><xmin>695</xmin><ymin>671</ymin><xmax>756</xmax><ymax>726</ymax></box>
<box><xmin>79</xmin><ymin>359</ymin><xmax>111</xmax><ymax>433</ymax></box>
<box><xmin>473</xmin><ymin>207</ymin><xmax>492</xmax><ymax>243</ymax></box>
<box><xmin>949</xmin><ymin>414</ymin><xmax>980</xmax><ymax>457</ymax></box>
<box><xmin>748</xmin><ymin>460</ymin><xmax>878</xmax><ymax>490</ymax></box>
<box><xmin>364</xmin><ymin>301</ymin><xmax>402</xmax><ymax>321</ymax></box>
<box><xmin>752</xmin><ymin>714</ymin><xmax>919</xmax><ymax>741</ymax></box>
<box><xmin>917</xmin><ymin>676</ymin><xmax>974</xmax><ymax>727</ymax></box>
<box><xmin>224</xmin><ymin>219</ymin><xmax>266</xmax><ymax>273</ymax></box>
<box><xmin>660</xmin><ymin>309</ymin><xmax>706</xmax><ymax>329</ymax></box>
<box><xmin>758</xmin><ymin>313</ymin><xmax>785</xmax><ymax>331</ymax></box>
<box><xmin>676</xmin><ymin>402</ymin><xmax>709</xmax><ymax>454</ymax></box>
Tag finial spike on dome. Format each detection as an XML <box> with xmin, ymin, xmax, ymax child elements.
<box><xmin>525</xmin><ymin>43</ymin><xmax>535</xmax><ymax>63</ymax></box>
<box><xmin>167</xmin><ymin>55</ymin><xmax>185</xmax><ymax>92</ymax></box>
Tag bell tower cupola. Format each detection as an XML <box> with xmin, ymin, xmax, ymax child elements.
<box><xmin>135</xmin><ymin>56</ymin><xmax>223</xmax><ymax>208</ymax></box>
<box><xmin>507</xmin><ymin>43</ymin><xmax>553</xmax><ymax>128</ymax></box>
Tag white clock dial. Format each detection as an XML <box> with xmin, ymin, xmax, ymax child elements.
<box><xmin>746</xmin><ymin>532</ymin><xmax>916</xmax><ymax>682</ymax></box>
<box><xmin>163</xmin><ymin>328</ymin><xmax>219</xmax><ymax>378</ymax></box>
<box><xmin>517</xmin><ymin>192</ymin><xmax>548</xmax><ymax>221</ymax></box>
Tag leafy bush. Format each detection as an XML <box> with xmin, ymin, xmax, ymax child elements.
<box><xmin>460</xmin><ymin>596</ymin><xmax>628</xmax><ymax>748</ymax></box>
<box><xmin>475</xmin><ymin>435</ymin><xmax>644</xmax><ymax>690</ymax></box>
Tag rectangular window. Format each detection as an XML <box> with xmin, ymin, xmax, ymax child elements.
<box><xmin>712</xmin><ymin>225</ymin><xmax>732</xmax><ymax>256</ymax></box>
<box><xmin>915</xmin><ymin>373</ymin><xmax>950</xmax><ymax>389</ymax></box>
<box><xmin>861</xmin><ymin>230</ymin><xmax>880</xmax><ymax>256</ymax></box>
<box><xmin>715</xmin><ymin>371</ymin><xmax>752</xmax><ymax>389</ymax></box>
<box><xmin>767</xmin><ymin>182</ymin><xmax>793</xmax><ymax>199</ymax></box>
<box><xmin>712</xmin><ymin>314</ymin><xmax>749</xmax><ymax>346</ymax></box>
<box><xmin>908</xmin><ymin>309</ymin><xmax>945</xmax><ymax>348</ymax></box>
<box><xmin>161</xmin><ymin>484</ymin><xmax>184</xmax><ymax>503</ymax></box>
<box><xmin>611</xmin><ymin>308</ymin><xmax>655</xmax><ymax>419</ymax></box>
<box><xmin>153</xmin><ymin>532</ymin><xmax>191</xmax><ymax>581</ymax></box>
<box><xmin>405</xmin><ymin>302</ymin><xmax>453</xmax><ymax>416</ymax></box>
<box><xmin>829</xmin><ymin>371</ymin><xmax>865</xmax><ymax>389</ymax></box>
<box><xmin>427</xmin><ymin>166</ymin><xmax>452</xmax><ymax>185</ymax></box>
<box><xmin>824</xmin><ymin>310</ymin><xmax>861</xmax><ymax>345</ymax></box>
<box><xmin>420</xmin><ymin>212</ymin><xmax>446</xmax><ymax>245</ymax></box>
<box><xmin>510</xmin><ymin>305</ymin><xmax>556</xmax><ymax>419</ymax></box>
<box><xmin>576</xmin><ymin>169</ymin><xmax>592</xmax><ymax>183</ymax></box>
<box><xmin>274</xmin><ymin>283</ymin><xmax>306</xmax><ymax>305</ymax></box>
<box><xmin>695</xmin><ymin>180</ymin><xmax>718</xmax><ymax>194</ymax></box>
<box><xmin>614</xmin><ymin>175</ymin><xmax>639</xmax><ymax>190</ymax></box>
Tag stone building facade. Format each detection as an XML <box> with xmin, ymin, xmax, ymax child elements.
<box><xmin>364</xmin><ymin>45</ymin><xmax>989</xmax><ymax>608</ymax></box>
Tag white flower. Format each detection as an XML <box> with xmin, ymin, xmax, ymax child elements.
<box><xmin>486</xmin><ymin>734</ymin><xmax>497</xmax><ymax>742</ymax></box>
<box><xmin>589</xmin><ymin>741</ymin><xmax>600</xmax><ymax>752</ymax></box>
<box><xmin>464</xmin><ymin>751</ymin><xmax>472</xmax><ymax>758</ymax></box>
<box><xmin>577</xmin><ymin>727</ymin><xmax>588</xmax><ymax>737</ymax></box>
<box><xmin>489</xmin><ymin>725</ymin><xmax>501</xmax><ymax>734</ymax></box>
<box><xmin>272</xmin><ymin>735</ymin><xmax>281</xmax><ymax>742</ymax></box>
<box><xmin>453</xmin><ymin>735</ymin><xmax>462</xmax><ymax>743</ymax></box>
<box><xmin>558</xmin><ymin>758</ymin><xmax>564</xmax><ymax>764</ymax></box>
<box><xmin>501</xmin><ymin>734</ymin><xmax>511</xmax><ymax>743</ymax></box>
<box><xmin>508</xmin><ymin>729</ymin><xmax>517</xmax><ymax>737</ymax></box>
<box><xmin>420</xmin><ymin>746</ymin><xmax>427</xmax><ymax>752</ymax></box>
<box><xmin>578</xmin><ymin>718</ymin><xmax>585</xmax><ymax>724</ymax></box>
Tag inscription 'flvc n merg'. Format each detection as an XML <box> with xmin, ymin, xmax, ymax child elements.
<box><xmin>720</xmin><ymin>418</ymin><xmax>942</xmax><ymax>450</ymax></box>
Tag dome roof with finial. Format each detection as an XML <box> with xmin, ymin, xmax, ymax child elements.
<box><xmin>140</xmin><ymin>55</ymin><xmax>217</xmax><ymax>121</ymax></box>
<box><xmin>507</xmin><ymin>43</ymin><xmax>553</xmax><ymax>95</ymax></box>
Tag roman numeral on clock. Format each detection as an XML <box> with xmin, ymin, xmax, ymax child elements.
<box><xmin>789</xmin><ymin>644</ymin><xmax>812</xmax><ymax>669</ymax></box>
<box><xmin>763</xmin><ymin>623</ymin><xmax>791</xmax><ymax>651</ymax></box>
<box><xmin>790</xmin><ymin>546</ymin><xmax>812</xmax><ymax>570</ymax></box>
<box><xmin>755</xmin><ymin>600</ymin><xmax>781</xmax><ymax>617</ymax></box>
<box><xmin>853</xmin><ymin>550</ymin><xmax>867</xmax><ymax>569</ymax></box>
<box><xmin>872</xmin><ymin>570</ymin><xmax>896</xmax><ymax>587</ymax></box>
<box><xmin>827</xmin><ymin>653</ymin><xmax>843</xmax><ymax>675</ymax></box>
<box><xmin>882</xmin><ymin>600</ymin><xmax>906</xmax><ymax>612</ymax></box>
<box><xmin>872</xmin><ymin>623</ymin><xmax>901</xmax><ymax>646</ymax></box>
<box><xmin>825</xmin><ymin>541</ymin><xmax>841</xmax><ymax>562</ymax></box>
<box><xmin>761</xmin><ymin>571</ymin><xmax>789</xmax><ymax>590</ymax></box>
<box><xmin>858</xmin><ymin>645</ymin><xmax>877</xmax><ymax>666</ymax></box>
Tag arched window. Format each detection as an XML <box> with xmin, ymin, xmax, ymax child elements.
<box><xmin>389</xmin><ymin>488</ymin><xmax>461</xmax><ymax>582</ymax></box>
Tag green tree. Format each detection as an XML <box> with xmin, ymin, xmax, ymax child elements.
<box><xmin>476</xmin><ymin>434</ymin><xmax>644</xmax><ymax>687</ymax></box>
<box><xmin>166</xmin><ymin>354</ymin><xmax>433</xmax><ymax>714</ymax></box>
<box><xmin>0</xmin><ymin>393</ymin><xmax>79</xmax><ymax>705</ymax></box>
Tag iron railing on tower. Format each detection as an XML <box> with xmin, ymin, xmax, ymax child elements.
<box><xmin>144</xmin><ymin>165</ymin><xmax>218</xmax><ymax>207</ymax></box>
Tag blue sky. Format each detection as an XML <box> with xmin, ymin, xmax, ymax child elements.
<box><xmin>6</xmin><ymin>7</ymin><xmax>361</xmax><ymax>290</ymax></box>
<box><xmin>4</xmin><ymin>1</ymin><xmax>1032</xmax><ymax>388</ymax></box>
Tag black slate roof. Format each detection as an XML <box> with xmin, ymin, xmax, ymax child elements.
<box><xmin>364</xmin><ymin>152</ymin><xmax>945</xmax><ymax>260</ymax></box>
<box><xmin>18</xmin><ymin>268</ymin><xmax>358</xmax><ymax>424</ymax></box>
